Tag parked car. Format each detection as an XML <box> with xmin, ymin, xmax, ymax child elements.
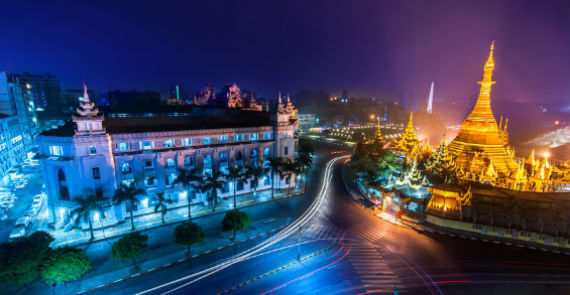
<box><xmin>9</xmin><ymin>225</ymin><xmax>26</xmax><ymax>240</ymax></box>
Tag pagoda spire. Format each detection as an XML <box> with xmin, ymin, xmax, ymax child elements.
<box><xmin>392</xmin><ymin>112</ymin><xmax>420</xmax><ymax>155</ymax></box>
<box><xmin>466</xmin><ymin>41</ymin><xmax>497</xmax><ymax>123</ymax></box>
<box><xmin>83</xmin><ymin>80</ymin><xmax>90</xmax><ymax>103</ymax></box>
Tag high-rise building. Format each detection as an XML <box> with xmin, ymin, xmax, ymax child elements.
<box><xmin>15</xmin><ymin>73</ymin><xmax>61</xmax><ymax>117</ymax></box>
<box><xmin>0</xmin><ymin>71</ymin><xmax>39</xmax><ymax>140</ymax></box>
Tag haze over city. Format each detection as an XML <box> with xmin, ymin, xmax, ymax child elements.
<box><xmin>0</xmin><ymin>1</ymin><xmax>569</xmax><ymax>295</ymax></box>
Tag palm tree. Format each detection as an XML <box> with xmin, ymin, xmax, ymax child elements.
<box><xmin>70</xmin><ymin>194</ymin><xmax>104</xmax><ymax>240</ymax></box>
<box><xmin>265</xmin><ymin>157</ymin><xmax>282</xmax><ymax>200</ymax></box>
<box><xmin>246</xmin><ymin>163</ymin><xmax>265</xmax><ymax>199</ymax></box>
<box><xmin>280</xmin><ymin>159</ymin><xmax>296</xmax><ymax>198</ymax></box>
<box><xmin>226</xmin><ymin>165</ymin><xmax>246</xmax><ymax>209</ymax></box>
<box><xmin>296</xmin><ymin>153</ymin><xmax>313</xmax><ymax>191</ymax></box>
<box><xmin>173</xmin><ymin>167</ymin><xmax>202</xmax><ymax>221</ymax></box>
<box><xmin>113</xmin><ymin>183</ymin><xmax>145</xmax><ymax>231</ymax></box>
<box><xmin>154</xmin><ymin>192</ymin><xmax>173</xmax><ymax>223</ymax></box>
<box><xmin>203</xmin><ymin>169</ymin><xmax>227</xmax><ymax>211</ymax></box>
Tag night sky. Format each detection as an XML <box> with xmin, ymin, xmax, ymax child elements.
<box><xmin>1</xmin><ymin>0</ymin><xmax>568</xmax><ymax>107</ymax></box>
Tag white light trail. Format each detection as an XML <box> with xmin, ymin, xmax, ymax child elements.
<box><xmin>136</xmin><ymin>155</ymin><xmax>348</xmax><ymax>295</ymax></box>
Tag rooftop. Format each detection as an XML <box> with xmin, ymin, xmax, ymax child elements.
<box><xmin>40</xmin><ymin>111</ymin><xmax>275</xmax><ymax>137</ymax></box>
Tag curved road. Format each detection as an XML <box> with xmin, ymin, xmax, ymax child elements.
<box><xmin>91</xmin><ymin>148</ymin><xmax>570</xmax><ymax>295</ymax></box>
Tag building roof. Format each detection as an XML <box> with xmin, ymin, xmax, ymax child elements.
<box><xmin>40</xmin><ymin>111</ymin><xmax>274</xmax><ymax>137</ymax></box>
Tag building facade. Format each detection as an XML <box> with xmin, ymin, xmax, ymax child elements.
<box><xmin>0</xmin><ymin>71</ymin><xmax>39</xmax><ymax>140</ymax></box>
<box><xmin>15</xmin><ymin>73</ymin><xmax>62</xmax><ymax>117</ymax></box>
<box><xmin>37</xmin><ymin>85</ymin><xmax>299</xmax><ymax>228</ymax></box>
<box><xmin>0</xmin><ymin>115</ymin><xmax>28</xmax><ymax>185</ymax></box>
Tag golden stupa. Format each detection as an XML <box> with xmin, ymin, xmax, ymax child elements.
<box><xmin>447</xmin><ymin>42</ymin><xmax>519</xmax><ymax>176</ymax></box>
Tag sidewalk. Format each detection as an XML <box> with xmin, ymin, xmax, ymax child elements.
<box><xmin>45</xmin><ymin>187</ymin><xmax>302</xmax><ymax>248</ymax></box>
<box><xmin>5</xmin><ymin>188</ymin><xmax>307</xmax><ymax>295</ymax></box>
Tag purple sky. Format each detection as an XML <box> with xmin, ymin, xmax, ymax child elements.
<box><xmin>0</xmin><ymin>0</ymin><xmax>568</xmax><ymax>106</ymax></box>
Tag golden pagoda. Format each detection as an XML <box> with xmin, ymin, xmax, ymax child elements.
<box><xmin>393</xmin><ymin>112</ymin><xmax>421</xmax><ymax>155</ymax></box>
<box><xmin>447</xmin><ymin>42</ymin><xmax>519</xmax><ymax>176</ymax></box>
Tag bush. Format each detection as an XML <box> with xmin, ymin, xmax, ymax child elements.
<box><xmin>221</xmin><ymin>210</ymin><xmax>250</xmax><ymax>241</ymax></box>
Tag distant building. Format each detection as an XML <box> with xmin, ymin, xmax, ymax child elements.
<box><xmin>0</xmin><ymin>114</ymin><xmax>28</xmax><ymax>185</ymax></box>
<box><xmin>298</xmin><ymin>113</ymin><xmax>317</xmax><ymax>130</ymax></box>
<box><xmin>0</xmin><ymin>71</ymin><xmax>39</xmax><ymax>141</ymax></box>
<box><xmin>15</xmin><ymin>73</ymin><xmax>61</xmax><ymax>117</ymax></box>
<box><xmin>60</xmin><ymin>88</ymin><xmax>100</xmax><ymax>113</ymax></box>
<box><xmin>37</xmin><ymin>85</ymin><xmax>299</xmax><ymax>227</ymax></box>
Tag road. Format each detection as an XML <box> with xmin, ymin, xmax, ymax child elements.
<box><xmin>88</xmin><ymin>150</ymin><xmax>570</xmax><ymax>295</ymax></box>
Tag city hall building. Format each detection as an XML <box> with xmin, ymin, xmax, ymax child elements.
<box><xmin>37</xmin><ymin>85</ymin><xmax>299</xmax><ymax>227</ymax></box>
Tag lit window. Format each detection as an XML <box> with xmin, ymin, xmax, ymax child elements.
<box><xmin>162</xmin><ymin>139</ymin><xmax>174</xmax><ymax>147</ymax></box>
<box><xmin>202</xmin><ymin>137</ymin><xmax>211</xmax><ymax>145</ymax></box>
<box><xmin>250</xmin><ymin>133</ymin><xmax>258</xmax><ymax>141</ymax></box>
<box><xmin>218</xmin><ymin>135</ymin><xmax>227</xmax><ymax>143</ymax></box>
<box><xmin>119</xmin><ymin>142</ymin><xmax>128</xmax><ymax>151</ymax></box>
<box><xmin>185</xmin><ymin>156</ymin><xmax>194</xmax><ymax>167</ymax></box>
<box><xmin>184</xmin><ymin>138</ymin><xmax>192</xmax><ymax>146</ymax></box>
<box><xmin>49</xmin><ymin>145</ymin><xmax>63</xmax><ymax>156</ymax></box>
<box><xmin>141</xmin><ymin>141</ymin><xmax>154</xmax><ymax>150</ymax></box>
<box><xmin>234</xmin><ymin>134</ymin><xmax>244</xmax><ymax>142</ymax></box>
<box><xmin>166</xmin><ymin>158</ymin><xmax>175</xmax><ymax>168</ymax></box>
<box><xmin>264</xmin><ymin>132</ymin><xmax>272</xmax><ymax>140</ymax></box>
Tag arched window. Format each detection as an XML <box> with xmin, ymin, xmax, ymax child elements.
<box><xmin>250</xmin><ymin>149</ymin><xmax>258</xmax><ymax>166</ymax></box>
<box><xmin>166</xmin><ymin>158</ymin><xmax>175</xmax><ymax>168</ymax></box>
<box><xmin>220</xmin><ymin>152</ymin><xmax>228</xmax><ymax>168</ymax></box>
<box><xmin>263</xmin><ymin>147</ymin><xmax>271</xmax><ymax>165</ymax></box>
<box><xmin>185</xmin><ymin>155</ymin><xmax>194</xmax><ymax>167</ymax></box>
<box><xmin>89</xmin><ymin>146</ymin><xmax>97</xmax><ymax>155</ymax></box>
<box><xmin>57</xmin><ymin>169</ymin><xmax>70</xmax><ymax>201</ymax></box>
<box><xmin>235</xmin><ymin>151</ymin><xmax>244</xmax><ymax>167</ymax></box>
<box><xmin>121</xmin><ymin>163</ymin><xmax>131</xmax><ymax>174</ymax></box>
<box><xmin>203</xmin><ymin>154</ymin><xmax>212</xmax><ymax>172</ymax></box>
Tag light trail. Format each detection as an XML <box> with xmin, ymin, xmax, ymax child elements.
<box><xmin>260</xmin><ymin>240</ymin><xmax>351</xmax><ymax>295</ymax></box>
<box><xmin>136</xmin><ymin>155</ymin><xmax>349</xmax><ymax>295</ymax></box>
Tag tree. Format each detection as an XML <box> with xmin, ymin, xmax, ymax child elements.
<box><xmin>225</xmin><ymin>165</ymin><xmax>246</xmax><ymax>209</ymax></box>
<box><xmin>298</xmin><ymin>138</ymin><xmax>314</xmax><ymax>156</ymax></box>
<box><xmin>70</xmin><ymin>194</ymin><xmax>104</xmax><ymax>240</ymax></box>
<box><xmin>221</xmin><ymin>209</ymin><xmax>250</xmax><ymax>241</ymax></box>
<box><xmin>296</xmin><ymin>152</ymin><xmax>313</xmax><ymax>191</ymax></box>
<box><xmin>113</xmin><ymin>183</ymin><xmax>145</xmax><ymax>231</ymax></box>
<box><xmin>111</xmin><ymin>232</ymin><xmax>148</xmax><ymax>269</ymax></box>
<box><xmin>173</xmin><ymin>167</ymin><xmax>202</xmax><ymax>221</ymax></box>
<box><xmin>0</xmin><ymin>231</ymin><xmax>54</xmax><ymax>285</ymax></box>
<box><xmin>40</xmin><ymin>247</ymin><xmax>91</xmax><ymax>285</ymax></box>
<box><xmin>245</xmin><ymin>164</ymin><xmax>265</xmax><ymax>198</ymax></box>
<box><xmin>173</xmin><ymin>222</ymin><xmax>205</xmax><ymax>256</ymax></box>
<box><xmin>154</xmin><ymin>192</ymin><xmax>173</xmax><ymax>223</ymax></box>
<box><xmin>280</xmin><ymin>159</ymin><xmax>296</xmax><ymax>198</ymax></box>
<box><xmin>265</xmin><ymin>157</ymin><xmax>282</xmax><ymax>200</ymax></box>
<box><xmin>203</xmin><ymin>169</ymin><xmax>227</xmax><ymax>212</ymax></box>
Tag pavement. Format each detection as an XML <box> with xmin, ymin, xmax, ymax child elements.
<box><xmin>95</xmin><ymin>150</ymin><xmax>570</xmax><ymax>295</ymax></box>
<box><xmin>47</xmin><ymin>187</ymin><xmax>303</xmax><ymax>248</ymax></box>
<box><xmin>3</xmin><ymin>141</ymin><xmax>347</xmax><ymax>295</ymax></box>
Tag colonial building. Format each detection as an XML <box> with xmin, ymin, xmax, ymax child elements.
<box><xmin>37</xmin><ymin>83</ymin><xmax>299</xmax><ymax>227</ymax></box>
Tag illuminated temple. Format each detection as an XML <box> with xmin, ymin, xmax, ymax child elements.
<box><xmin>447</xmin><ymin>42</ymin><xmax>518</xmax><ymax>176</ymax></box>
<box><xmin>439</xmin><ymin>42</ymin><xmax>569</xmax><ymax>192</ymax></box>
